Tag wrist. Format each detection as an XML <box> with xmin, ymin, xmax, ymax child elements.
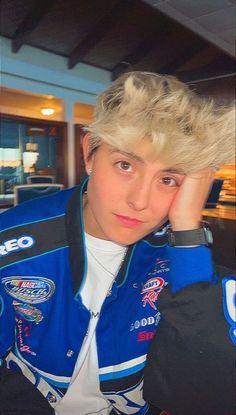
<box><xmin>167</xmin><ymin>222</ymin><xmax>213</xmax><ymax>247</ymax></box>
<box><xmin>171</xmin><ymin>223</ymin><xmax>200</xmax><ymax>231</ymax></box>
<box><xmin>170</xmin><ymin>218</ymin><xmax>202</xmax><ymax>231</ymax></box>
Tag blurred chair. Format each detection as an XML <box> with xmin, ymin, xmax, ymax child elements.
<box><xmin>14</xmin><ymin>184</ymin><xmax>64</xmax><ymax>205</ymax></box>
<box><xmin>205</xmin><ymin>179</ymin><xmax>224</xmax><ymax>209</ymax></box>
<box><xmin>27</xmin><ymin>175</ymin><xmax>55</xmax><ymax>184</ymax></box>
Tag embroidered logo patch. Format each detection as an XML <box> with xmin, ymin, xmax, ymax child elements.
<box><xmin>0</xmin><ymin>235</ymin><xmax>35</xmax><ymax>256</ymax></box>
<box><xmin>2</xmin><ymin>276</ymin><xmax>55</xmax><ymax>304</ymax></box>
<box><xmin>141</xmin><ymin>277</ymin><xmax>165</xmax><ymax>310</ymax></box>
<box><xmin>13</xmin><ymin>301</ymin><xmax>43</xmax><ymax>323</ymax></box>
<box><xmin>15</xmin><ymin>315</ymin><xmax>36</xmax><ymax>355</ymax></box>
<box><xmin>137</xmin><ymin>331</ymin><xmax>155</xmax><ymax>342</ymax></box>
<box><xmin>130</xmin><ymin>312</ymin><xmax>161</xmax><ymax>331</ymax></box>
<box><xmin>148</xmin><ymin>257</ymin><xmax>170</xmax><ymax>276</ymax></box>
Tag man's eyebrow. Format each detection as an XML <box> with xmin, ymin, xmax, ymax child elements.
<box><xmin>109</xmin><ymin>149</ymin><xmax>145</xmax><ymax>163</ymax></box>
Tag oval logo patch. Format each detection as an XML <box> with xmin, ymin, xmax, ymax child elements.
<box><xmin>13</xmin><ymin>301</ymin><xmax>43</xmax><ymax>323</ymax></box>
<box><xmin>2</xmin><ymin>276</ymin><xmax>55</xmax><ymax>304</ymax></box>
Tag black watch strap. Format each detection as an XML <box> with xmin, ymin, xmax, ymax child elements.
<box><xmin>167</xmin><ymin>222</ymin><xmax>213</xmax><ymax>247</ymax></box>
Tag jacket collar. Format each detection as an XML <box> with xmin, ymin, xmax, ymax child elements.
<box><xmin>65</xmin><ymin>180</ymin><xmax>86</xmax><ymax>296</ymax></box>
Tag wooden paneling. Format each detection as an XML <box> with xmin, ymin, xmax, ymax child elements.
<box><xmin>203</xmin><ymin>215</ymin><xmax>235</xmax><ymax>270</ymax></box>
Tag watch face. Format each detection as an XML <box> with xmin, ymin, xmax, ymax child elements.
<box><xmin>205</xmin><ymin>227</ymin><xmax>213</xmax><ymax>245</ymax></box>
<box><xmin>202</xmin><ymin>221</ymin><xmax>213</xmax><ymax>245</ymax></box>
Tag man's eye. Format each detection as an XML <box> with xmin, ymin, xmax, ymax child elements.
<box><xmin>117</xmin><ymin>161</ymin><xmax>132</xmax><ymax>171</ymax></box>
<box><xmin>161</xmin><ymin>176</ymin><xmax>178</xmax><ymax>187</ymax></box>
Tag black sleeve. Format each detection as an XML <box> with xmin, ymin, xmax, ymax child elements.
<box><xmin>0</xmin><ymin>360</ymin><xmax>55</xmax><ymax>415</ymax></box>
<box><xmin>143</xmin><ymin>266</ymin><xmax>236</xmax><ymax>415</ymax></box>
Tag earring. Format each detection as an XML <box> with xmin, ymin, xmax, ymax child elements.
<box><xmin>87</xmin><ymin>168</ymin><xmax>92</xmax><ymax>175</ymax></box>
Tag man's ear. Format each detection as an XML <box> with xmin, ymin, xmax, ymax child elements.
<box><xmin>82</xmin><ymin>133</ymin><xmax>93</xmax><ymax>175</ymax></box>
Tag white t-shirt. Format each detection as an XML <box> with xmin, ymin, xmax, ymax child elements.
<box><xmin>55</xmin><ymin>233</ymin><xmax>127</xmax><ymax>415</ymax></box>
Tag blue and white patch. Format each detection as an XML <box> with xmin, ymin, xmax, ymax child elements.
<box><xmin>13</xmin><ymin>301</ymin><xmax>43</xmax><ymax>323</ymax></box>
<box><xmin>103</xmin><ymin>378</ymin><xmax>148</xmax><ymax>414</ymax></box>
<box><xmin>2</xmin><ymin>276</ymin><xmax>55</xmax><ymax>304</ymax></box>
<box><xmin>222</xmin><ymin>277</ymin><xmax>236</xmax><ymax>346</ymax></box>
<box><xmin>153</xmin><ymin>224</ymin><xmax>169</xmax><ymax>237</ymax></box>
<box><xmin>0</xmin><ymin>235</ymin><xmax>35</xmax><ymax>257</ymax></box>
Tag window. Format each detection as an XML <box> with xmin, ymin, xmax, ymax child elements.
<box><xmin>0</xmin><ymin>115</ymin><xmax>67</xmax><ymax>207</ymax></box>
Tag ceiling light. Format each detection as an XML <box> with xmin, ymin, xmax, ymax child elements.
<box><xmin>40</xmin><ymin>107</ymin><xmax>55</xmax><ymax>116</ymax></box>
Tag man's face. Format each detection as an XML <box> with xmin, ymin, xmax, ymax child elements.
<box><xmin>83</xmin><ymin>139</ymin><xmax>185</xmax><ymax>245</ymax></box>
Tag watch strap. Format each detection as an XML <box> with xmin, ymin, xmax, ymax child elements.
<box><xmin>167</xmin><ymin>223</ymin><xmax>213</xmax><ymax>247</ymax></box>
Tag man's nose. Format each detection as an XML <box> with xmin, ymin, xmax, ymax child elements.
<box><xmin>127</xmin><ymin>181</ymin><xmax>151</xmax><ymax>211</ymax></box>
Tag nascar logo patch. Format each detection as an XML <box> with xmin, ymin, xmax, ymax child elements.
<box><xmin>2</xmin><ymin>276</ymin><xmax>55</xmax><ymax>304</ymax></box>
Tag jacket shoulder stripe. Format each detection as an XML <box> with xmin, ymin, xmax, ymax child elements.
<box><xmin>99</xmin><ymin>354</ymin><xmax>146</xmax><ymax>380</ymax></box>
<box><xmin>1</xmin><ymin>213</ymin><xmax>65</xmax><ymax>233</ymax></box>
<box><xmin>99</xmin><ymin>362</ymin><xmax>145</xmax><ymax>381</ymax></box>
<box><xmin>0</xmin><ymin>245</ymin><xmax>69</xmax><ymax>270</ymax></box>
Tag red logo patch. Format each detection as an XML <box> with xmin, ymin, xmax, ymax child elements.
<box><xmin>137</xmin><ymin>331</ymin><xmax>155</xmax><ymax>342</ymax></box>
<box><xmin>141</xmin><ymin>277</ymin><xmax>165</xmax><ymax>310</ymax></box>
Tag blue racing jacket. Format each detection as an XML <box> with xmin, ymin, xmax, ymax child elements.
<box><xmin>0</xmin><ymin>180</ymin><xmax>215</xmax><ymax>414</ymax></box>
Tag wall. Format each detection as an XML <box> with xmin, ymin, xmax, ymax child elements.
<box><xmin>191</xmin><ymin>74</ymin><xmax>235</xmax><ymax>182</ymax></box>
<box><xmin>0</xmin><ymin>37</ymin><xmax>110</xmax><ymax>104</ymax></box>
<box><xmin>192</xmin><ymin>74</ymin><xmax>235</xmax><ymax>269</ymax></box>
<box><xmin>190</xmin><ymin>74</ymin><xmax>235</xmax><ymax>104</ymax></box>
<box><xmin>0</xmin><ymin>36</ymin><xmax>110</xmax><ymax>186</ymax></box>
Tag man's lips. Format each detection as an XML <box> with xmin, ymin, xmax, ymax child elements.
<box><xmin>115</xmin><ymin>214</ymin><xmax>144</xmax><ymax>227</ymax></box>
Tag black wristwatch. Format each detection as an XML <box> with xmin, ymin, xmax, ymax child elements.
<box><xmin>167</xmin><ymin>221</ymin><xmax>213</xmax><ymax>247</ymax></box>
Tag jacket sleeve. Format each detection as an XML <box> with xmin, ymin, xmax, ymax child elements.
<box><xmin>0</xmin><ymin>211</ymin><xmax>16</xmax><ymax>361</ymax></box>
<box><xmin>0</xmin><ymin>272</ymin><xmax>15</xmax><ymax>361</ymax></box>
<box><xmin>143</xmin><ymin>265</ymin><xmax>236</xmax><ymax>415</ymax></box>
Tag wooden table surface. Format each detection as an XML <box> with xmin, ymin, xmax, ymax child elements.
<box><xmin>202</xmin><ymin>206</ymin><xmax>236</xmax><ymax>221</ymax></box>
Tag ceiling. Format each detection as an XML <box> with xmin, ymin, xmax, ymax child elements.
<box><xmin>0</xmin><ymin>0</ymin><xmax>235</xmax><ymax>82</ymax></box>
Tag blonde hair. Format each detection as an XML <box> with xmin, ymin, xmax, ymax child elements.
<box><xmin>86</xmin><ymin>71</ymin><xmax>235</xmax><ymax>173</ymax></box>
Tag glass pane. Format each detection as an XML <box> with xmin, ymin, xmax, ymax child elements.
<box><xmin>0</xmin><ymin>120</ymin><xmax>22</xmax><ymax>197</ymax></box>
<box><xmin>0</xmin><ymin>118</ymin><xmax>60</xmax><ymax>207</ymax></box>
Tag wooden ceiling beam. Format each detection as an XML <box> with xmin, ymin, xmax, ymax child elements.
<box><xmin>157</xmin><ymin>39</ymin><xmax>205</xmax><ymax>75</ymax></box>
<box><xmin>68</xmin><ymin>0</ymin><xmax>133</xmax><ymax>70</ymax></box>
<box><xmin>177</xmin><ymin>55</ymin><xmax>235</xmax><ymax>82</ymax></box>
<box><xmin>112</xmin><ymin>22</ymin><xmax>171</xmax><ymax>80</ymax></box>
<box><xmin>12</xmin><ymin>0</ymin><xmax>55</xmax><ymax>53</ymax></box>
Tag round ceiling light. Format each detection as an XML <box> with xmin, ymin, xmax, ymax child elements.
<box><xmin>40</xmin><ymin>107</ymin><xmax>55</xmax><ymax>116</ymax></box>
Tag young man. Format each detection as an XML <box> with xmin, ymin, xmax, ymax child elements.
<box><xmin>0</xmin><ymin>72</ymin><xmax>234</xmax><ymax>415</ymax></box>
